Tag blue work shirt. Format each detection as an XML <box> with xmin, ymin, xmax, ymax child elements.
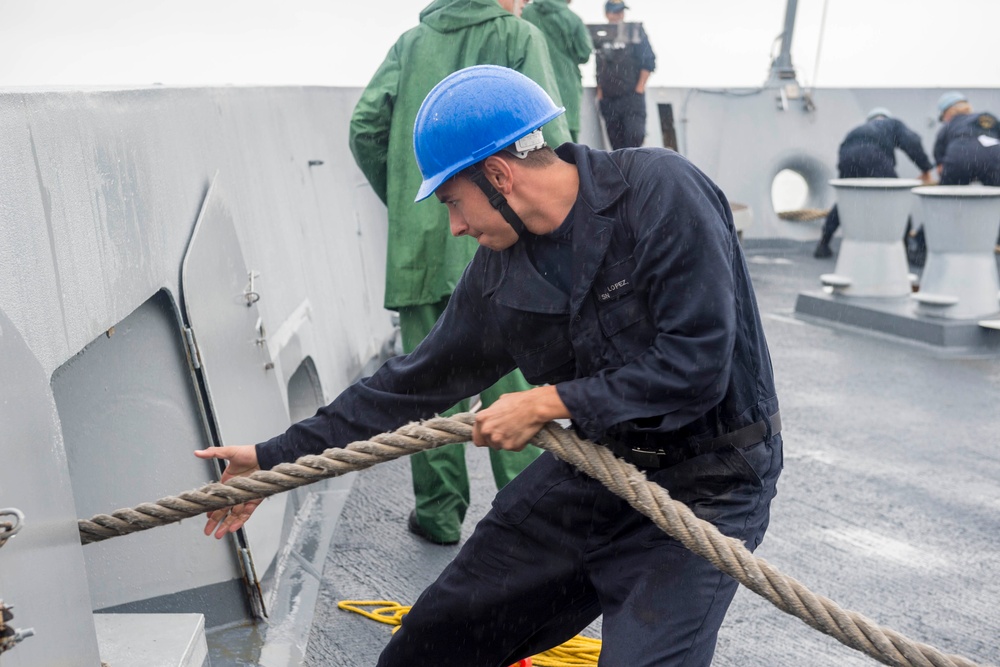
<box><xmin>256</xmin><ymin>144</ymin><xmax>778</xmax><ymax>469</ymax></box>
<box><xmin>838</xmin><ymin>117</ymin><xmax>933</xmax><ymax>176</ymax></box>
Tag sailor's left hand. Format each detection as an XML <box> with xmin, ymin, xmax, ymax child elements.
<box><xmin>473</xmin><ymin>385</ymin><xmax>570</xmax><ymax>451</ymax></box>
<box><xmin>194</xmin><ymin>444</ymin><xmax>263</xmax><ymax>539</ymax></box>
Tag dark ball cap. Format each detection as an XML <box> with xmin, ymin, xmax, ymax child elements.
<box><xmin>605</xmin><ymin>1</ymin><xmax>628</xmax><ymax>12</ymax></box>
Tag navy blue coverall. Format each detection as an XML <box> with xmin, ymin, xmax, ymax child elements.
<box><xmin>257</xmin><ymin>143</ymin><xmax>783</xmax><ymax>667</ymax></box>
<box><xmin>818</xmin><ymin>117</ymin><xmax>933</xmax><ymax>252</ymax></box>
<box><xmin>595</xmin><ymin>24</ymin><xmax>656</xmax><ymax>149</ymax></box>
<box><xmin>933</xmin><ymin>111</ymin><xmax>1000</xmax><ymax>247</ymax></box>
<box><xmin>934</xmin><ymin>112</ymin><xmax>1000</xmax><ymax>187</ymax></box>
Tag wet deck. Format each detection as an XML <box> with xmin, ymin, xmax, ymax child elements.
<box><xmin>303</xmin><ymin>239</ymin><xmax>1000</xmax><ymax>666</ymax></box>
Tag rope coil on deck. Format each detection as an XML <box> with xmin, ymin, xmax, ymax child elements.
<box><xmin>78</xmin><ymin>414</ymin><xmax>988</xmax><ymax>667</ymax></box>
<box><xmin>777</xmin><ymin>207</ymin><xmax>830</xmax><ymax>222</ymax></box>
<box><xmin>337</xmin><ymin>600</ymin><xmax>601</xmax><ymax>666</ymax></box>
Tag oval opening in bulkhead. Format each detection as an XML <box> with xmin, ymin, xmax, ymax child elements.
<box><xmin>769</xmin><ymin>156</ymin><xmax>834</xmax><ymax>224</ymax></box>
<box><xmin>771</xmin><ymin>168</ymin><xmax>809</xmax><ymax>213</ymax></box>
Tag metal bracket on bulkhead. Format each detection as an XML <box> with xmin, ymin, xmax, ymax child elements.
<box><xmin>0</xmin><ymin>600</ymin><xmax>36</xmax><ymax>654</ymax></box>
<box><xmin>0</xmin><ymin>507</ymin><xmax>24</xmax><ymax>549</ymax></box>
<box><xmin>1</xmin><ymin>509</ymin><xmax>36</xmax><ymax>654</ymax></box>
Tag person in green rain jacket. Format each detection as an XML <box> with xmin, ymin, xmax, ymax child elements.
<box><xmin>522</xmin><ymin>0</ymin><xmax>593</xmax><ymax>142</ymax></box>
<box><xmin>348</xmin><ymin>0</ymin><xmax>572</xmax><ymax>546</ymax></box>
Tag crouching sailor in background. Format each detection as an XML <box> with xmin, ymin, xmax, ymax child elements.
<box><xmin>197</xmin><ymin>66</ymin><xmax>784</xmax><ymax>667</ymax></box>
<box><xmin>934</xmin><ymin>91</ymin><xmax>1000</xmax><ymax>253</ymax></box>
<box><xmin>814</xmin><ymin>107</ymin><xmax>934</xmax><ymax>259</ymax></box>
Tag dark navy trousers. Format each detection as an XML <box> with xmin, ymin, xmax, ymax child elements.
<box><xmin>941</xmin><ymin>159</ymin><xmax>1000</xmax><ymax>246</ymax></box>
<box><xmin>599</xmin><ymin>94</ymin><xmax>647</xmax><ymax>149</ymax></box>
<box><xmin>377</xmin><ymin>435</ymin><xmax>783</xmax><ymax>667</ymax></box>
<box><xmin>940</xmin><ymin>156</ymin><xmax>1000</xmax><ymax>245</ymax></box>
<box><xmin>940</xmin><ymin>153</ymin><xmax>1000</xmax><ymax>187</ymax></box>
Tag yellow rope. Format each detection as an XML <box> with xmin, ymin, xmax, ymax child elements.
<box><xmin>337</xmin><ymin>600</ymin><xmax>409</xmax><ymax>630</ymax></box>
<box><xmin>531</xmin><ymin>636</ymin><xmax>601</xmax><ymax>666</ymax></box>
<box><xmin>337</xmin><ymin>600</ymin><xmax>601</xmax><ymax>666</ymax></box>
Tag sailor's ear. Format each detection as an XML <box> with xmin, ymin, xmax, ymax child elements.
<box><xmin>481</xmin><ymin>155</ymin><xmax>515</xmax><ymax>193</ymax></box>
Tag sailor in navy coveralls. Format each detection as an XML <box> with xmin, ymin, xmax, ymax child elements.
<box><xmin>198</xmin><ymin>66</ymin><xmax>784</xmax><ymax>667</ymax></box>
<box><xmin>934</xmin><ymin>92</ymin><xmax>1000</xmax><ymax>188</ymax></box>
<box><xmin>933</xmin><ymin>92</ymin><xmax>1000</xmax><ymax>250</ymax></box>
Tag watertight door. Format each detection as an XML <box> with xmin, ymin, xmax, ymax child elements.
<box><xmin>180</xmin><ymin>175</ymin><xmax>291</xmax><ymax>617</ymax></box>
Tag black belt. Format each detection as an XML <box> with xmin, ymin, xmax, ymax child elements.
<box><xmin>607</xmin><ymin>411</ymin><xmax>781</xmax><ymax>470</ymax></box>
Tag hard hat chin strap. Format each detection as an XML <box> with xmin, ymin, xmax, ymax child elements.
<box><xmin>465</xmin><ymin>167</ymin><xmax>528</xmax><ymax>238</ymax></box>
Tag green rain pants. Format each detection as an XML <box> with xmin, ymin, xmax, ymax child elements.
<box><xmin>398</xmin><ymin>297</ymin><xmax>543</xmax><ymax>544</ymax></box>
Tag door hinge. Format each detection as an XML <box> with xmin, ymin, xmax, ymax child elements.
<box><xmin>240</xmin><ymin>546</ymin><xmax>268</xmax><ymax>620</ymax></box>
<box><xmin>183</xmin><ymin>327</ymin><xmax>202</xmax><ymax>370</ymax></box>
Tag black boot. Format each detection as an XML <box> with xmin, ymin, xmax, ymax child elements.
<box><xmin>906</xmin><ymin>227</ymin><xmax>926</xmax><ymax>267</ymax></box>
<box><xmin>815</xmin><ymin>207</ymin><xmax>838</xmax><ymax>258</ymax></box>
<box><xmin>813</xmin><ymin>239</ymin><xmax>833</xmax><ymax>258</ymax></box>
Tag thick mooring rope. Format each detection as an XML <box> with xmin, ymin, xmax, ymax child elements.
<box><xmin>77</xmin><ymin>416</ymin><xmax>475</xmax><ymax>544</ymax></box>
<box><xmin>78</xmin><ymin>414</ymin><xmax>986</xmax><ymax>667</ymax></box>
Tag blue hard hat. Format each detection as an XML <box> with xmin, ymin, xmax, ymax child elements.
<box><xmin>413</xmin><ymin>65</ymin><xmax>565</xmax><ymax>202</ymax></box>
<box><xmin>866</xmin><ymin>107</ymin><xmax>892</xmax><ymax>121</ymax></box>
<box><xmin>937</xmin><ymin>91</ymin><xmax>967</xmax><ymax>120</ymax></box>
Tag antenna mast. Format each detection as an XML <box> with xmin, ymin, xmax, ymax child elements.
<box><xmin>767</xmin><ymin>0</ymin><xmax>799</xmax><ymax>86</ymax></box>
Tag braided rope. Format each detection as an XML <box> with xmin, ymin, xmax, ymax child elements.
<box><xmin>77</xmin><ymin>416</ymin><xmax>473</xmax><ymax>544</ymax></box>
<box><xmin>77</xmin><ymin>414</ymin><xmax>987</xmax><ymax>667</ymax></box>
<box><xmin>536</xmin><ymin>423</ymin><xmax>983</xmax><ymax>667</ymax></box>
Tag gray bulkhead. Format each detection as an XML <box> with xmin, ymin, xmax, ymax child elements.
<box><xmin>0</xmin><ymin>85</ymin><xmax>393</xmax><ymax>665</ymax></box>
<box><xmin>578</xmin><ymin>85</ymin><xmax>1000</xmax><ymax>239</ymax></box>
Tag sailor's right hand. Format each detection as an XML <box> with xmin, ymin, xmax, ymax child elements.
<box><xmin>194</xmin><ymin>445</ymin><xmax>262</xmax><ymax>539</ymax></box>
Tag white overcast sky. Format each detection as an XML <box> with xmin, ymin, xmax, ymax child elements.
<box><xmin>0</xmin><ymin>0</ymin><xmax>997</xmax><ymax>89</ymax></box>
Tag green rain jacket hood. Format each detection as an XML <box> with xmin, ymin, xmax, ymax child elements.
<box><xmin>349</xmin><ymin>0</ymin><xmax>571</xmax><ymax>310</ymax></box>
<box><xmin>522</xmin><ymin>0</ymin><xmax>593</xmax><ymax>138</ymax></box>
<box><xmin>419</xmin><ymin>0</ymin><xmax>506</xmax><ymax>30</ymax></box>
